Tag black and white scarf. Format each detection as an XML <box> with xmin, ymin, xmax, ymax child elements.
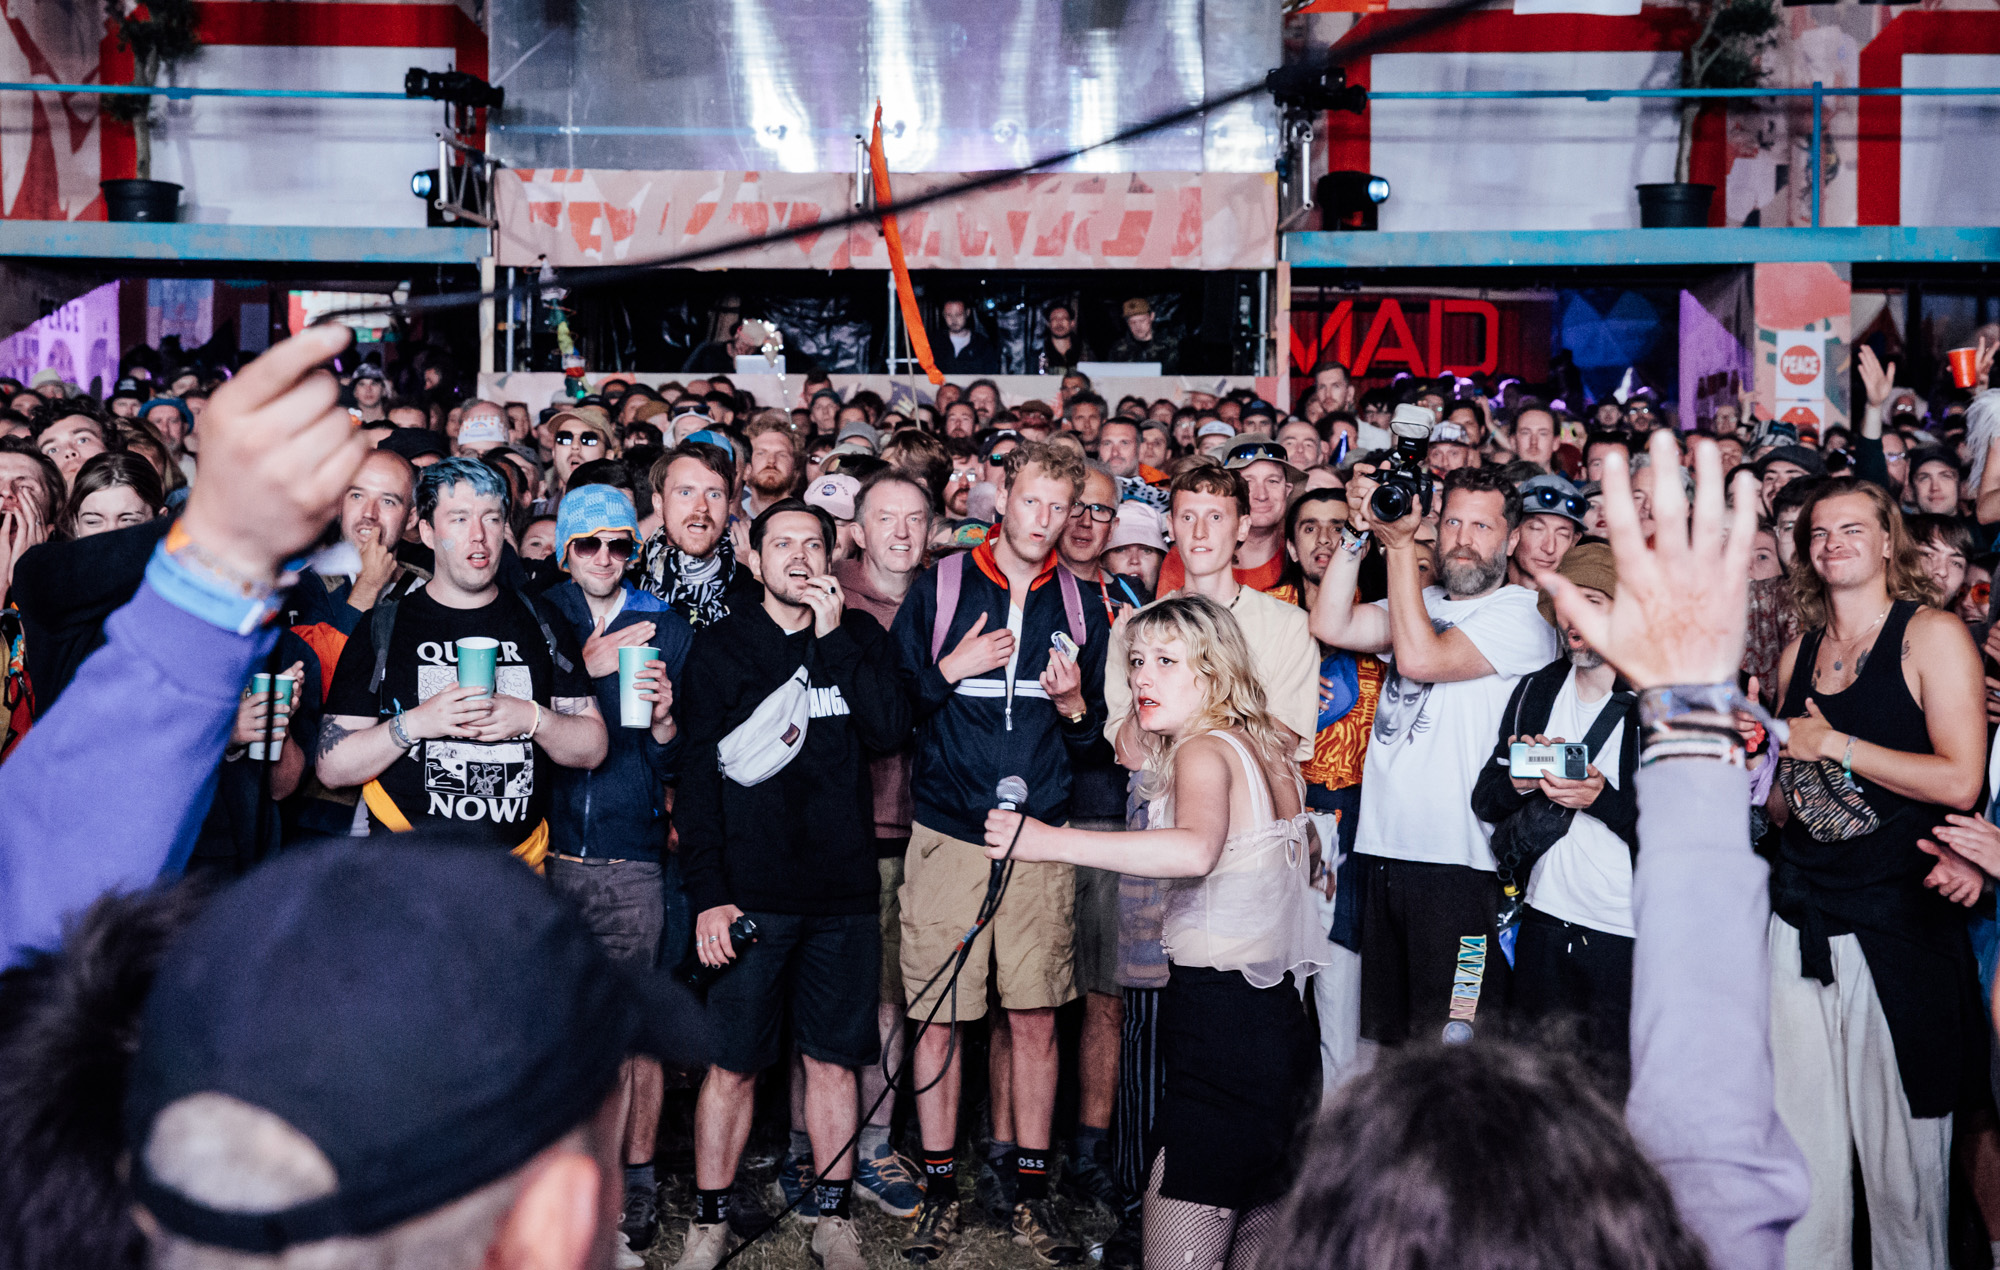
<box><xmin>636</xmin><ymin>531</ymin><xmax>737</xmax><ymax>629</ymax></box>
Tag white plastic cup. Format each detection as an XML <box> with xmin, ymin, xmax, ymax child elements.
<box><xmin>619</xmin><ymin>645</ymin><xmax>662</xmax><ymax>728</ymax></box>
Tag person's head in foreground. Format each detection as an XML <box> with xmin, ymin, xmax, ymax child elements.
<box><xmin>1263</xmin><ymin>1039</ymin><xmax>1709</xmax><ymax>1270</ymax></box>
<box><xmin>127</xmin><ymin>840</ymin><xmax>701</xmax><ymax>1270</ymax></box>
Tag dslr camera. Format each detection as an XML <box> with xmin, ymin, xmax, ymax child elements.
<box><xmin>1368</xmin><ymin>404</ymin><xmax>1439</xmax><ymax>524</ymax></box>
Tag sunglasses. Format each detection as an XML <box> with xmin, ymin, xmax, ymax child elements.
<box><xmin>1224</xmin><ymin>442</ymin><xmax>1288</xmax><ymax>467</ymax></box>
<box><xmin>1969</xmin><ymin>581</ymin><xmax>1992</xmax><ymax>611</ymax></box>
<box><xmin>1069</xmin><ymin>502</ymin><xmax>1117</xmax><ymax>524</ymax></box>
<box><xmin>569</xmin><ymin>535</ymin><xmax>636</xmax><ymax>561</ymax></box>
<box><xmin>555</xmin><ymin>431</ymin><xmax>605</xmax><ymax>448</ymax></box>
<box><xmin>1522</xmin><ymin>486</ymin><xmax>1587</xmax><ymax>520</ymax></box>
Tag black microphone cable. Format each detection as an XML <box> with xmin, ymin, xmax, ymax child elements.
<box><xmin>712</xmin><ymin>808</ymin><xmax>1028</xmax><ymax>1267</ymax></box>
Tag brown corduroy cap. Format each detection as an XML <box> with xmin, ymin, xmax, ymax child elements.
<box><xmin>1537</xmin><ymin>539</ymin><xmax>1618</xmax><ymax>628</ymax></box>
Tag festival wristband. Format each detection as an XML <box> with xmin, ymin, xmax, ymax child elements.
<box><xmin>1637</xmin><ymin>683</ymin><xmax>1790</xmax><ymax>746</ymax></box>
<box><xmin>145</xmin><ymin>541</ymin><xmax>283</xmax><ymax>636</ymax></box>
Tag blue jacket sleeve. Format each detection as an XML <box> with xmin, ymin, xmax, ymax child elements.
<box><xmin>0</xmin><ymin>583</ymin><xmax>275</xmax><ymax>964</ymax></box>
<box><xmin>1626</xmin><ymin>760</ymin><xmax>1809</xmax><ymax>1269</ymax></box>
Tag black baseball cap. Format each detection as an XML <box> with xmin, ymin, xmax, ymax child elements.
<box><xmin>125</xmin><ymin>840</ymin><xmax>708</xmax><ymax>1254</ymax></box>
<box><xmin>376</xmin><ymin>427</ymin><xmax>449</xmax><ymax>462</ymax></box>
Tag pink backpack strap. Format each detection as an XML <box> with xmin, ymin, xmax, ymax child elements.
<box><xmin>930</xmin><ymin>552</ymin><xmax>967</xmax><ymax>662</ymax></box>
<box><xmin>1056</xmin><ymin>565</ymin><xmax>1087</xmax><ymax>647</ymax></box>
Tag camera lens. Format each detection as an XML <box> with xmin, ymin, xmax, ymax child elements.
<box><xmin>1370</xmin><ymin>479</ymin><xmax>1413</xmax><ymax>524</ymax></box>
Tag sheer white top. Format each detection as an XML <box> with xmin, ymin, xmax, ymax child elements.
<box><xmin>1153</xmin><ymin>731</ymin><xmax>1331</xmax><ymax>993</ymax></box>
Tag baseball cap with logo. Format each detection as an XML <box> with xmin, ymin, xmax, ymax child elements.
<box><xmin>456</xmin><ymin>412</ymin><xmax>509</xmax><ymax>452</ymax></box>
<box><xmin>805</xmin><ymin>473</ymin><xmax>861</xmax><ymax>522</ymax></box>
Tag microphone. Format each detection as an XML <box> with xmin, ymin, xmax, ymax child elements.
<box><xmin>990</xmin><ymin>776</ymin><xmax>1030</xmax><ymax>896</ymax></box>
<box><xmin>996</xmin><ymin>775</ymin><xmax>1028</xmax><ymax>812</ymax></box>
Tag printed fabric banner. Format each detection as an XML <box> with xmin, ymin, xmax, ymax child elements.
<box><xmin>494</xmin><ymin>170</ymin><xmax>1277</xmax><ymax>271</ymax></box>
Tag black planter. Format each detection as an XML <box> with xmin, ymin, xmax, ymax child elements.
<box><xmin>1635</xmin><ymin>182</ymin><xmax>1715</xmax><ymax>229</ymax></box>
<box><xmin>101</xmin><ymin>179</ymin><xmax>182</xmax><ymax>222</ymax></box>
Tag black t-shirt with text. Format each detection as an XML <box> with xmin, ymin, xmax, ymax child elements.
<box><xmin>325</xmin><ymin>588</ymin><xmax>590</xmax><ymax>846</ymax></box>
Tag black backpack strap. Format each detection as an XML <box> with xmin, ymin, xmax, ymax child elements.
<box><xmin>1581</xmin><ymin>690</ymin><xmax>1634</xmax><ymax>763</ymax></box>
<box><xmin>514</xmin><ymin>586</ymin><xmax>574</xmax><ymax>676</ymax></box>
<box><xmin>367</xmin><ymin>594</ymin><xmax>402</xmax><ymax>709</ymax></box>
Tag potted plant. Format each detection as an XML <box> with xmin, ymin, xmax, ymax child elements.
<box><xmin>1637</xmin><ymin>0</ymin><xmax>1779</xmax><ymax>228</ymax></box>
<box><xmin>99</xmin><ymin>0</ymin><xmax>202</xmax><ymax>222</ymax></box>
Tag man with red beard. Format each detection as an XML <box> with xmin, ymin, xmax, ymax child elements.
<box><xmin>633</xmin><ymin>443</ymin><xmax>762</xmax><ymax>629</ymax></box>
<box><xmin>743</xmin><ymin>412</ymin><xmax>804</xmax><ymax>518</ymax></box>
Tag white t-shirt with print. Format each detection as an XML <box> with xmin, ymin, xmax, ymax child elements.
<box><xmin>1355</xmin><ymin>584</ymin><xmax>1559</xmax><ymax>872</ymax></box>
<box><xmin>1524</xmin><ymin>666</ymin><xmax>1633</xmax><ymax>937</ymax></box>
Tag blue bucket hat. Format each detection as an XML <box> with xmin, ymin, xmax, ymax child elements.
<box><xmin>554</xmin><ymin>484</ymin><xmax>638</xmax><ymax>561</ymax></box>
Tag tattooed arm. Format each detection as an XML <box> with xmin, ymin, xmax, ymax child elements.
<box><xmin>313</xmin><ymin>713</ymin><xmax>410</xmax><ymax>790</ymax></box>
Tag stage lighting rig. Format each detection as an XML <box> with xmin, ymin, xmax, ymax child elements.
<box><xmin>1265</xmin><ymin>61</ymin><xmax>1369</xmax><ymax>118</ymax></box>
<box><xmin>404</xmin><ymin>68</ymin><xmax>504</xmax><ymax>112</ymax></box>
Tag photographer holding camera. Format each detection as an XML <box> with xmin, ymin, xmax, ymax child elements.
<box><xmin>1311</xmin><ymin>444</ymin><xmax>1559</xmax><ymax>1049</ymax></box>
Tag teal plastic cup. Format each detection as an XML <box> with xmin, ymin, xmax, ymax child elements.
<box><xmin>246</xmin><ymin>671</ymin><xmax>297</xmax><ymax>761</ymax></box>
<box><xmin>456</xmin><ymin>637</ymin><xmax>499</xmax><ymax>698</ymax></box>
<box><xmin>619</xmin><ymin>645</ymin><xmax>662</xmax><ymax>728</ymax></box>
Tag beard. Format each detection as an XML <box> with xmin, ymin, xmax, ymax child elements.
<box><xmin>1567</xmin><ymin>645</ymin><xmax>1605</xmax><ymax>670</ymax></box>
<box><xmin>750</xmin><ymin>466</ymin><xmax>793</xmax><ymax>496</ymax></box>
<box><xmin>1438</xmin><ymin>544</ymin><xmax>1508</xmax><ymax>596</ymax></box>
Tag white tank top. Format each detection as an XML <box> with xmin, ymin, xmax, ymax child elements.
<box><xmin>1153</xmin><ymin>731</ymin><xmax>1332</xmax><ymax>993</ymax></box>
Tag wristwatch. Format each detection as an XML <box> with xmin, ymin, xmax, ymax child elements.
<box><xmin>1062</xmin><ymin>704</ymin><xmax>1086</xmax><ymax>724</ymax></box>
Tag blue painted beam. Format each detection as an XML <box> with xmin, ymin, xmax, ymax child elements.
<box><xmin>0</xmin><ymin>221</ymin><xmax>488</xmax><ymax>265</ymax></box>
<box><xmin>1284</xmin><ymin>227</ymin><xmax>2000</xmax><ymax>269</ymax></box>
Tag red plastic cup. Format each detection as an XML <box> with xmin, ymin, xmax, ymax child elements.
<box><xmin>1949</xmin><ymin>346</ymin><xmax>1980</xmax><ymax>389</ymax></box>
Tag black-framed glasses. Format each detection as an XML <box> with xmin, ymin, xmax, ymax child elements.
<box><xmin>569</xmin><ymin>535</ymin><xmax>636</xmax><ymax>561</ymax></box>
<box><xmin>1070</xmin><ymin>502</ymin><xmax>1117</xmax><ymax>523</ymax></box>
<box><xmin>555</xmin><ymin>431</ymin><xmax>605</xmax><ymax>448</ymax></box>
<box><xmin>1522</xmin><ymin>486</ymin><xmax>1586</xmax><ymax>520</ymax></box>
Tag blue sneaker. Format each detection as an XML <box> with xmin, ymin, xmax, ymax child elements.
<box><xmin>855</xmin><ymin>1142</ymin><xmax>925</xmax><ymax>1218</ymax></box>
<box><xmin>774</xmin><ymin>1152</ymin><xmax>819</xmax><ymax>1224</ymax></box>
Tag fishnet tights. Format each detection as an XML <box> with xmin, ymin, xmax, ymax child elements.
<box><xmin>1140</xmin><ymin>1149</ymin><xmax>1285</xmax><ymax>1270</ymax></box>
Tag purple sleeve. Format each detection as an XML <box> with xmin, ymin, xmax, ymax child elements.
<box><xmin>0</xmin><ymin>583</ymin><xmax>274</xmax><ymax>963</ymax></box>
<box><xmin>1626</xmin><ymin>761</ymin><xmax>1809</xmax><ymax>1270</ymax></box>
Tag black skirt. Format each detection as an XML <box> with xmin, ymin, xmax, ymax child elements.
<box><xmin>1155</xmin><ymin>962</ymin><xmax>1319</xmax><ymax>1210</ymax></box>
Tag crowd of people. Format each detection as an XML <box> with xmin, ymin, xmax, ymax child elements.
<box><xmin>3</xmin><ymin>317</ymin><xmax>2000</xmax><ymax>1270</ymax></box>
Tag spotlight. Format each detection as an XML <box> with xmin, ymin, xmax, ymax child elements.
<box><xmin>411</xmin><ymin>170</ymin><xmax>436</xmax><ymax>200</ymax></box>
<box><xmin>404</xmin><ymin>68</ymin><xmax>504</xmax><ymax>111</ymax></box>
<box><xmin>1317</xmin><ymin>170</ymin><xmax>1390</xmax><ymax>231</ymax></box>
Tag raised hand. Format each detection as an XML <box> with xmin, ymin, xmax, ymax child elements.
<box><xmin>177</xmin><ymin>324</ymin><xmax>370</xmax><ymax>585</ymax></box>
<box><xmin>1537</xmin><ymin>429</ymin><xmax>1756</xmax><ymax>688</ymax></box>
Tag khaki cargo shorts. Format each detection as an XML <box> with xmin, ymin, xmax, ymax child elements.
<box><xmin>899</xmin><ymin>821</ymin><xmax>1077</xmax><ymax>1022</ymax></box>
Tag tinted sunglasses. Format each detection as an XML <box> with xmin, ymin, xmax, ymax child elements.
<box><xmin>1224</xmin><ymin>441</ymin><xmax>1288</xmax><ymax>468</ymax></box>
<box><xmin>1522</xmin><ymin>486</ymin><xmax>1586</xmax><ymax>520</ymax></box>
<box><xmin>1969</xmin><ymin>581</ymin><xmax>1992</xmax><ymax>611</ymax></box>
<box><xmin>569</xmin><ymin>535</ymin><xmax>636</xmax><ymax>561</ymax></box>
<box><xmin>555</xmin><ymin>431</ymin><xmax>605</xmax><ymax>448</ymax></box>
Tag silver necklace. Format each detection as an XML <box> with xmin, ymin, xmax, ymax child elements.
<box><xmin>1825</xmin><ymin>604</ymin><xmax>1892</xmax><ymax>675</ymax></box>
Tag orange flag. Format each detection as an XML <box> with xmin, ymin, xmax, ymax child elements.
<box><xmin>870</xmin><ymin>102</ymin><xmax>943</xmax><ymax>385</ymax></box>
